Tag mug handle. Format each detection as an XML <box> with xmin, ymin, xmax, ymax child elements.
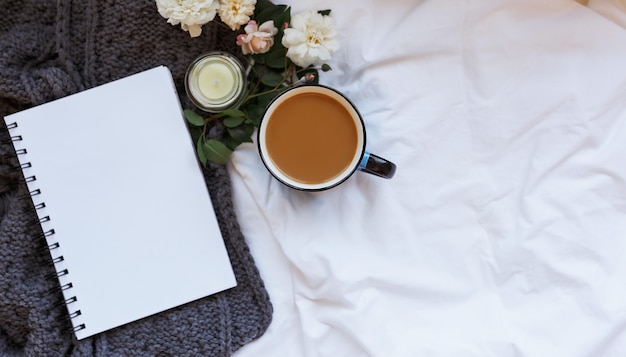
<box><xmin>357</xmin><ymin>152</ymin><xmax>397</xmax><ymax>179</ymax></box>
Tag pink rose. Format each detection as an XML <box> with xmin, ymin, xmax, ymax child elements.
<box><xmin>236</xmin><ymin>20</ymin><xmax>278</xmax><ymax>55</ymax></box>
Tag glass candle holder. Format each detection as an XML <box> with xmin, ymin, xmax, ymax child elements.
<box><xmin>185</xmin><ymin>51</ymin><xmax>247</xmax><ymax>112</ymax></box>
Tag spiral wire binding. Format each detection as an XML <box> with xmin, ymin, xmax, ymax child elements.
<box><xmin>69</xmin><ymin>323</ymin><xmax>87</xmax><ymax>334</ymax></box>
<box><xmin>47</xmin><ymin>282</ymin><xmax>73</xmax><ymax>294</ymax></box>
<box><xmin>7</xmin><ymin>122</ymin><xmax>85</xmax><ymax>335</ymax></box>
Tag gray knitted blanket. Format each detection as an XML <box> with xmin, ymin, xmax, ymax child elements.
<box><xmin>0</xmin><ymin>1</ymin><xmax>272</xmax><ymax>356</ymax></box>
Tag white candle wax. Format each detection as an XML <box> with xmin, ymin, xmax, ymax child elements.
<box><xmin>185</xmin><ymin>52</ymin><xmax>246</xmax><ymax>112</ymax></box>
<box><xmin>198</xmin><ymin>61</ymin><xmax>236</xmax><ymax>100</ymax></box>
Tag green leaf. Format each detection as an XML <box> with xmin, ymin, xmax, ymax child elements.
<box><xmin>227</xmin><ymin>123</ymin><xmax>255</xmax><ymax>143</ymax></box>
<box><xmin>272</xmin><ymin>6</ymin><xmax>291</xmax><ymax>29</ymax></box>
<box><xmin>223</xmin><ymin>116</ymin><xmax>246</xmax><ymax>128</ymax></box>
<box><xmin>243</xmin><ymin>103</ymin><xmax>265</xmax><ymax>127</ymax></box>
<box><xmin>265</xmin><ymin>46</ymin><xmax>288</xmax><ymax>69</ymax></box>
<box><xmin>257</xmin><ymin>90</ymin><xmax>281</xmax><ymax>109</ymax></box>
<box><xmin>321</xmin><ymin>63</ymin><xmax>332</xmax><ymax>72</ymax></box>
<box><xmin>202</xmin><ymin>139</ymin><xmax>233</xmax><ymax>165</ymax></box>
<box><xmin>254</xmin><ymin>0</ymin><xmax>274</xmax><ymax>15</ymax></box>
<box><xmin>261</xmin><ymin>71</ymin><xmax>284</xmax><ymax>87</ymax></box>
<box><xmin>221</xmin><ymin>108</ymin><xmax>246</xmax><ymax>118</ymax></box>
<box><xmin>196</xmin><ymin>136</ymin><xmax>207</xmax><ymax>165</ymax></box>
<box><xmin>247</xmin><ymin>61</ymin><xmax>267</xmax><ymax>87</ymax></box>
<box><xmin>253</xmin><ymin>53</ymin><xmax>266</xmax><ymax>65</ymax></box>
<box><xmin>257</xmin><ymin>4</ymin><xmax>288</xmax><ymax>25</ymax></box>
<box><xmin>224</xmin><ymin>136</ymin><xmax>243</xmax><ymax>151</ymax></box>
<box><xmin>184</xmin><ymin>109</ymin><xmax>204</xmax><ymax>127</ymax></box>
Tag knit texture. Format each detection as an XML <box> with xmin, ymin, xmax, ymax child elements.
<box><xmin>0</xmin><ymin>1</ymin><xmax>272</xmax><ymax>356</ymax></box>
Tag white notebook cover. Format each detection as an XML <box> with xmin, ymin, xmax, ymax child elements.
<box><xmin>4</xmin><ymin>66</ymin><xmax>237</xmax><ymax>340</ymax></box>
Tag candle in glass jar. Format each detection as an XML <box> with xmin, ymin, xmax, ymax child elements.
<box><xmin>185</xmin><ymin>52</ymin><xmax>246</xmax><ymax>112</ymax></box>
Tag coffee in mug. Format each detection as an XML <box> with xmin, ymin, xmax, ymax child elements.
<box><xmin>258</xmin><ymin>85</ymin><xmax>396</xmax><ymax>191</ymax></box>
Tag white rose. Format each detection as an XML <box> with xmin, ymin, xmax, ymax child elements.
<box><xmin>282</xmin><ymin>10</ymin><xmax>340</xmax><ymax>67</ymax></box>
<box><xmin>156</xmin><ymin>0</ymin><xmax>220</xmax><ymax>37</ymax></box>
<box><xmin>236</xmin><ymin>20</ymin><xmax>278</xmax><ymax>55</ymax></box>
<box><xmin>218</xmin><ymin>0</ymin><xmax>256</xmax><ymax>31</ymax></box>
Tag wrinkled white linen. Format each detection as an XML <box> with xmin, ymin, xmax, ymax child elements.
<box><xmin>230</xmin><ymin>0</ymin><xmax>626</xmax><ymax>356</ymax></box>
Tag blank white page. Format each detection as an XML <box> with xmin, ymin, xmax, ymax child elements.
<box><xmin>5</xmin><ymin>66</ymin><xmax>236</xmax><ymax>340</ymax></box>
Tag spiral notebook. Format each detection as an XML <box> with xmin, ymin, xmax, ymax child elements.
<box><xmin>3</xmin><ymin>66</ymin><xmax>237</xmax><ymax>340</ymax></box>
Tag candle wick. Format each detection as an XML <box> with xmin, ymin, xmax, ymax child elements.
<box><xmin>213</xmin><ymin>79</ymin><xmax>220</xmax><ymax>87</ymax></box>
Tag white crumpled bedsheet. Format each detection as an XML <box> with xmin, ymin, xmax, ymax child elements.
<box><xmin>229</xmin><ymin>0</ymin><xmax>626</xmax><ymax>356</ymax></box>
